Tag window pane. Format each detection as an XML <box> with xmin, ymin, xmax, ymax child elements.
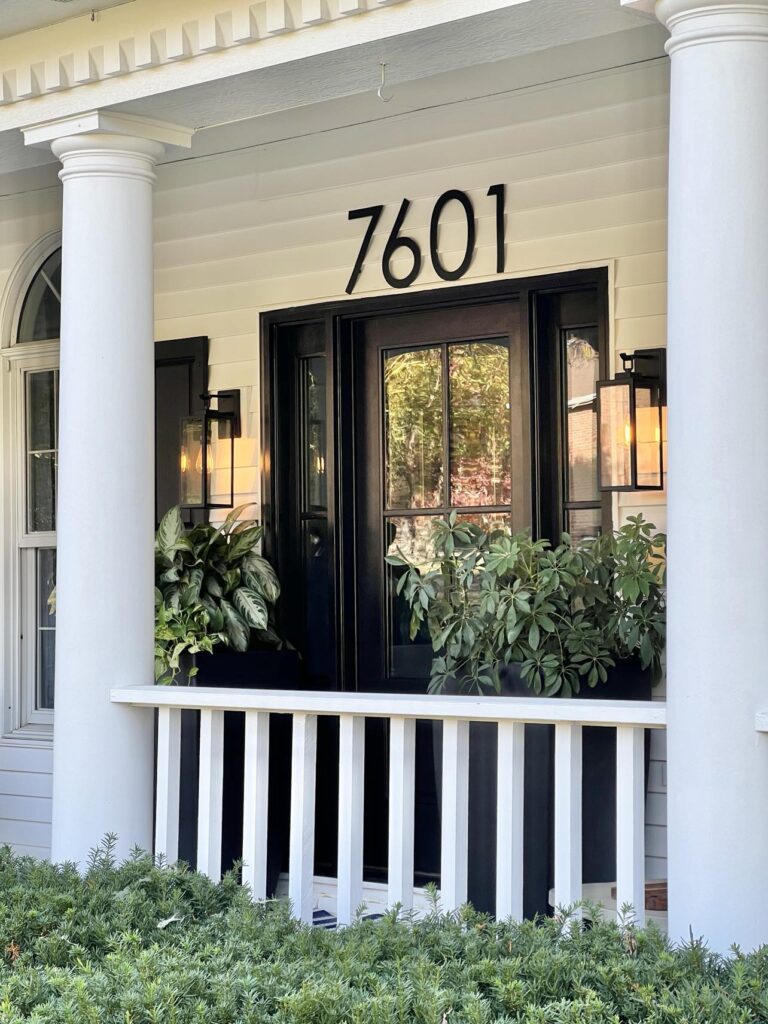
<box><xmin>302</xmin><ymin>357</ymin><xmax>327</xmax><ymax>512</ymax></box>
<box><xmin>385</xmin><ymin>515</ymin><xmax>439</xmax><ymax>679</ymax></box>
<box><xmin>567</xmin><ymin>507</ymin><xmax>602</xmax><ymax>543</ymax></box>
<box><xmin>384</xmin><ymin>348</ymin><xmax>444</xmax><ymax>510</ymax></box>
<box><xmin>449</xmin><ymin>342</ymin><xmax>511</xmax><ymax>507</ymax></box>
<box><xmin>27</xmin><ymin>370</ymin><xmax>57</xmax><ymax>451</ymax></box>
<box><xmin>28</xmin><ymin>452</ymin><xmax>56</xmax><ymax>533</ymax></box>
<box><xmin>565</xmin><ymin>328</ymin><xmax>599</xmax><ymax>502</ymax></box>
<box><xmin>26</xmin><ymin>370</ymin><xmax>59</xmax><ymax>533</ymax></box>
<box><xmin>37</xmin><ymin>548</ymin><xmax>56</xmax><ymax>711</ymax></box>
<box><xmin>18</xmin><ymin>249</ymin><xmax>62</xmax><ymax>343</ymax></box>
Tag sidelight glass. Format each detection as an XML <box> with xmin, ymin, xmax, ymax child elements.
<box><xmin>26</xmin><ymin>369</ymin><xmax>59</xmax><ymax>533</ymax></box>
<box><xmin>301</xmin><ymin>356</ymin><xmax>327</xmax><ymax>512</ymax></box>
<box><xmin>384</xmin><ymin>348</ymin><xmax>444</xmax><ymax>509</ymax></box>
<box><xmin>449</xmin><ymin>342</ymin><xmax>511</xmax><ymax>507</ymax></box>
<box><xmin>565</xmin><ymin>328</ymin><xmax>600</xmax><ymax>502</ymax></box>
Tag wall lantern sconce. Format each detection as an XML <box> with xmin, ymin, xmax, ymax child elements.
<box><xmin>179</xmin><ymin>390</ymin><xmax>241</xmax><ymax>509</ymax></box>
<box><xmin>597</xmin><ymin>349</ymin><xmax>666</xmax><ymax>492</ymax></box>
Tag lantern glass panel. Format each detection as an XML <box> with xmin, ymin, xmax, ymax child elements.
<box><xmin>208</xmin><ymin>413</ymin><xmax>234</xmax><ymax>507</ymax></box>
<box><xmin>180</xmin><ymin>416</ymin><xmax>204</xmax><ymax>508</ymax></box>
<box><xmin>598</xmin><ymin>380</ymin><xmax>632</xmax><ymax>489</ymax></box>
<box><xmin>635</xmin><ymin>383</ymin><xmax>663</xmax><ymax>488</ymax></box>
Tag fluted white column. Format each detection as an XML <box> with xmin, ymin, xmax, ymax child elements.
<box><xmin>658</xmin><ymin>0</ymin><xmax>768</xmax><ymax>951</ymax></box>
<box><xmin>23</xmin><ymin>115</ymin><xmax>192</xmax><ymax>864</ymax></box>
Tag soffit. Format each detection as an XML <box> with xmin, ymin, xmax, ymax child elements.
<box><xmin>0</xmin><ymin>0</ymin><xmax>134</xmax><ymax>41</ymax></box>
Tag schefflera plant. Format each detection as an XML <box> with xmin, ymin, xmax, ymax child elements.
<box><xmin>387</xmin><ymin>513</ymin><xmax>666</xmax><ymax>697</ymax></box>
<box><xmin>154</xmin><ymin>504</ymin><xmax>281</xmax><ymax>683</ymax></box>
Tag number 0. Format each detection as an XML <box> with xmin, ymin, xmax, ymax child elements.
<box><xmin>430</xmin><ymin>190</ymin><xmax>475</xmax><ymax>282</ymax></box>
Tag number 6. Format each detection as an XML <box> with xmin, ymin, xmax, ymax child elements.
<box><xmin>382</xmin><ymin>199</ymin><xmax>422</xmax><ymax>289</ymax></box>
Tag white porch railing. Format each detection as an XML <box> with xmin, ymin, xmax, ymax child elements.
<box><xmin>111</xmin><ymin>686</ymin><xmax>666</xmax><ymax>926</ymax></box>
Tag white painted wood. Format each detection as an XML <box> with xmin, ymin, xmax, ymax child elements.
<box><xmin>242</xmin><ymin>710</ymin><xmax>270</xmax><ymax>900</ymax></box>
<box><xmin>387</xmin><ymin>717</ymin><xmax>416</xmax><ymax>910</ymax></box>
<box><xmin>43</xmin><ymin>126</ymin><xmax>168</xmax><ymax>866</ymax></box>
<box><xmin>289</xmin><ymin>713</ymin><xmax>318</xmax><ymax>924</ymax></box>
<box><xmin>336</xmin><ymin>714</ymin><xmax>365</xmax><ymax>925</ymax></box>
<box><xmin>197</xmin><ymin>709</ymin><xmax>225</xmax><ymax>880</ymax></box>
<box><xmin>113</xmin><ymin>686</ymin><xmax>667</xmax><ymax>728</ymax></box>
<box><xmin>616</xmin><ymin>726</ymin><xmax>646</xmax><ymax>927</ymax></box>
<box><xmin>440</xmin><ymin>719</ymin><xmax>470</xmax><ymax>911</ymax></box>
<box><xmin>496</xmin><ymin>721</ymin><xmax>525</xmax><ymax>921</ymax></box>
<box><xmin>659</xmin><ymin>0</ymin><xmax>768</xmax><ymax>953</ymax></box>
<box><xmin>155</xmin><ymin>707</ymin><xmax>181</xmax><ymax>864</ymax></box>
<box><xmin>554</xmin><ymin>722</ymin><xmax>582</xmax><ymax>914</ymax></box>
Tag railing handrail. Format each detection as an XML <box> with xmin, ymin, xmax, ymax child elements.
<box><xmin>111</xmin><ymin>684</ymin><xmax>666</xmax><ymax>728</ymax></box>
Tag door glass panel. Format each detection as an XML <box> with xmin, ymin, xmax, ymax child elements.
<box><xmin>385</xmin><ymin>515</ymin><xmax>439</xmax><ymax>679</ymax></box>
<box><xmin>384</xmin><ymin>348</ymin><xmax>444</xmax><ymax>510</ymax></box>
<box><xmin>566</xmin><ymin>507</ymin><xmax>602</xmax><ymax>543</ymax></box>
<box><xmin>302</xmin><ymin>357</ymin><xmax>327</xmax><ymax>511</ymax></box>
<box><xmin>449</xmin><ymin>342</ymin><xmax>511</xmax><ymax>507</ymax></box>
<box><xmin>564</xmin><ymin>328</ymin><xmax>599</xmax><ymax>502</ymax></box>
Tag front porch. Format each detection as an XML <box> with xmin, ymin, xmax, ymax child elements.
<box><xmin>1</xmin><ymin>0</ymin><xmax>768</xmax><ymax>957</ymax></box>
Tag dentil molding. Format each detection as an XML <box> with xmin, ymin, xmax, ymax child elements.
<box><xmin>0</xmin><ymin>0</ymin><xmax>409</xmax><ymax>106</ymax></box>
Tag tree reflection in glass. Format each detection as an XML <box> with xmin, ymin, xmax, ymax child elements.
<box><xmin>384</xmin><ymin>348</ymin><xmax>444</xmax><ymax>509</ymax></box>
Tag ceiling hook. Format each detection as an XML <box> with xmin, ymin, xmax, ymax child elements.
<box><xmin>377</xmin><ymin>62</ymin><xmax>393</xmax><ymax>104</ymax></box>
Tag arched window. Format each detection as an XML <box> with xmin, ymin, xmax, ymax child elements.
<box><xmin>4</xmin><ymin>245</ymin><xmax>62</xmax><ymax>733</ymax></box>
<box><xmin>17</xmin><ymin>248</ymin><xmax>61</xmax><ymax>343</ymax></box>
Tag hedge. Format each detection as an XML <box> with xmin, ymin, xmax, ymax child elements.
<box><xmin>0</xmin><ymin>839</ymin><xmax>765</xmax><ymax>1023</ymax></box>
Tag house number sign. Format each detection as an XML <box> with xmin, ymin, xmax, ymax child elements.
<box><xmin>345</xmin><ymin>184</ymin><xmax>506</xmax><ymax>295</ymax></box>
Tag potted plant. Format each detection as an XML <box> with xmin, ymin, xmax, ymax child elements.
<box><xmin>387</xmin><ymin>513</ymin><xmax>666</xmax><ymax>916</ymax></box>
<box><xmin>154</xmin><ymin>504</ymin><xmax>296</xmax><ymax>886</ymax></box>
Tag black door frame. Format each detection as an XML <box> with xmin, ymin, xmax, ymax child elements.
<box><xmin>260</xmin><ymin>268</ymin><xmax>610</xmax><ymax>693</ymax></box>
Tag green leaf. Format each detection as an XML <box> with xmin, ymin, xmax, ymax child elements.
<box><xmin>221</xmin><ymin>599</ymin><xmax>249</xmax><ymax>652</ymax></box>
<box><xmin>156</xmin><ymin>506</ymin><xmax>183</xmax><ymax>557</ymax></box>
<box><xmin>233</xmin><ymin>587</ymin><xmax>269</xmax><ymax>630</ymax></box>
<box><xmin>243</xmin><ymin>558</ymin><xmax>280</xmax><ymax>604</ymax></box>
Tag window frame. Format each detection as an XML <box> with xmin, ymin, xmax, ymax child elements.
<box><xmin>2</xmin><ymin>342</ymin><xmax>60</xmax><ymax>737</ymax></box>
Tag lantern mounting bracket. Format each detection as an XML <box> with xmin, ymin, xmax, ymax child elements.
<box><xmin>201</xmin><ymin>389</ymin><xmax>242</xmax><ymax>438</ymax></box>
<box><xmin>618</xmin><ymin>348</ymin><xmax>666</xmax><ymax>402</ymax></box>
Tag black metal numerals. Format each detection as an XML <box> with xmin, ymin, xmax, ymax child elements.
<box><xmin>346</xmin><ymin>184</ymin><xmax>506</xmax><ymax>295</ymax></box>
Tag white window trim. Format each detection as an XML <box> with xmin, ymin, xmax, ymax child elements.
<box><xmin>1</xmin><ymin>342</ymin><xmax>59</xmax><ymax>739</ymax></box>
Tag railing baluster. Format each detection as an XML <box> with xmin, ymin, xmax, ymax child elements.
<box><xmin>289</xmin><ymin>712</ymin><xmax>318</xmax><ymax>924</ymax></box>
<box><xmin>441</xmin><ymin>719</ymin><xmax>470</xmax><ymax>911</ymax></box>
<box><xmin>496</xmin><ymin>720</ymin><xmax>525</xmax><ymax>920</ymax></box>
<box><xmin>155</xmin><ymin>707</ymin><xmax>181</xmax><ymax>864</ymax></box>
<box><xmin>242</xmin><ymin>710</ymin><xmax>271</xmax><ymax>901</ymax></box>
<box><xmin>554</xmin><ymin>721</ymin><xmax>582</xmax><ymax>914</ymax></box>
<box><xmin>197</xmin><ymin>709</ymin><xmax>225</xmax><ymax>880</ymax></box>
<box><xmin>388</xmin><ymin>717</ymin><xmax>416</xmax><ymax>910</ymax></box>
<box><xmin>337</xmin><ymin>714</ymin><xmax>365</xmax><ymax>925</ymax></box>
<box><xmin>616</xmin><ymin>725</ymin><xmax>646</xmax><ymax>926</ymax></box>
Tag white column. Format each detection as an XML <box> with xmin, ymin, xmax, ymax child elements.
<box><xmin>23</xmin><ymin>115</ymin><xmax>192</xmax><ymax>865</ymax></box>
<box><xmin>658</xmin><ymin>0</ymin><xmax>768</xmax><ymax>951</ymax></box>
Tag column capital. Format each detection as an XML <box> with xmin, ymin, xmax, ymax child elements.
<box><xmin>655</xmin><ymin>0</ymin><xmax>768</xmax><ymax>53</ymax></box>
<box><xmin>21</xmin><ymin>109</ymin><xmax>193</xmax><ymax>151</ymax></box>
<box><xmin>21</xmin><ymin>109</ymin><xmax>193</xmax><ymax>185</ymax></box>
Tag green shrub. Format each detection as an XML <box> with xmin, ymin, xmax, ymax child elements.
<box><xmin>0</xmin><ymin>840</ymin><xmax>765</xmax><ymax>1023</ymax></box>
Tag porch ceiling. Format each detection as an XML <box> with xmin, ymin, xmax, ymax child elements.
<box><xmin>0</xmin><ymin>0</ymin><xmax>665</xmax><ymax>182</ymax></box>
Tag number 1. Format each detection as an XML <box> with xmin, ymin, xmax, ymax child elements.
<box><xmin>487</xmin><ymin>184</ymin><xmax>506</xmax><ymax>274</ymax></box>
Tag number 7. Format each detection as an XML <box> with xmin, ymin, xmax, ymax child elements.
<box><xmin>346</xmin><ymin>205</ymin><xmax>384</xmax><ymax>295</ymax></box>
